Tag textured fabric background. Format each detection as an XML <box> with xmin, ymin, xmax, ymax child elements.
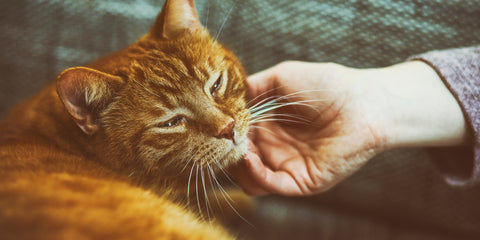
<box><xmin>1</xmin><ymin>0</ymin><xmax>480</xmax><ymax>239</ymax></box>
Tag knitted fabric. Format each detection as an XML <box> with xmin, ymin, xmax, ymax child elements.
<box><xmin>411</xmin><ymin>46</ymin><xmax>480</xmax><ymax>187</ymax></box>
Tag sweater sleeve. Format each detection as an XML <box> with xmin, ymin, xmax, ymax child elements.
<box><xmin>408</xmin><ymin>46</ymin><xmax>480</xmax><ymax>187</ymax></box>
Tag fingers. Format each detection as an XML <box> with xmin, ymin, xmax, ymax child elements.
<box><xmin>245</xmin><ymin>152</ymin><xmax>305</xmax><ymax>196</ymax></box>
<box><xmin>230</xmin><ymin>152</ymin><xmax>269</xmax><ymax>196</ymax></box>
<box><xmin>232</xmin><ymin>151</ymin><xmax>306</xmax><ymax>196</ymax></box>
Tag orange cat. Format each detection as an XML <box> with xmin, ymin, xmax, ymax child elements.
<box><xmin>0</xmin><ymin>0</ymin><xmax>251</xmax><ymax>239</ymax></box>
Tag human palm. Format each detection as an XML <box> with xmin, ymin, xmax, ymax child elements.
<box><xmin>233</xmin><ymin>61</ymin><xmax>384</xmax><ymax>196</ymax></box>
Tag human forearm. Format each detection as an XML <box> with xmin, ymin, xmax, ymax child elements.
<box><xmin>352</xmin><ymin>61</ymin><xmax>470</xmax><ymax>149</ymax></box>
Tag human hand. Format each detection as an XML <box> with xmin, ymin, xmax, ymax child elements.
<box><xmin>231</xmin><ymin>61</ymin><xmax>469</xmax><ymax>196</ymax></box>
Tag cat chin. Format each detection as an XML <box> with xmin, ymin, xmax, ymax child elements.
<box><xmin>222</xmin><ymin>137</ymin><xmax>249</xmax><ymax>165</ymax></box>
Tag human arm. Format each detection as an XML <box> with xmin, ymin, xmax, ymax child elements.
<box><xmin>408</xmin><ymin>46</ymin><xmax>480</xmax><ymax>186</ymax></box>
<box><xmin>232</xmin><ymin>49</ymin><xmax>478</xmax><ymax>196</ymax></box>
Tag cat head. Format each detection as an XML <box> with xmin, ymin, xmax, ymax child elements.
<box><xmin>56</xmin><ymin>0</ymin><xmax>249</xmax><ymax>187</ymax></box>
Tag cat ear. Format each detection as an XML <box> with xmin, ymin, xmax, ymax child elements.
<box><xmin>56</xmin><ymin>67</ymin><xmax>124</xmax><ymax>135</ymax></box>
<box><xmin>151</xmin><ymin>0</ymin><xmax>203</xmax><ymax>39</ymax></box>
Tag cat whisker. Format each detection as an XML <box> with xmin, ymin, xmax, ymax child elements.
<box><xmin>207</xmin><ymin>165</ymin><xmax>233</xmax><ymax>202</ymax></box>
<box><xmin>205</xmin><ymin>0</ymin><xmax>237</xmax><ymax>63</ymax></box>
<box><xmin>274</xmin><ymin>89</ymin><xmax>336</xmax><ymax>102</ymax></box>
<box><xmin>249</xmin><ymin>97</ymin><xmax>289</xmax><ymax>115</ymax></box>
<box><xmin>248</xmin><ymin>88</ymin><xmax>333</xmax><ymax>108</ymax></box>
<box><xmin>180</xmin><ymin>147</ymin><xmax>201</xmax><ymax>174</ymax></box>
<box><xmin>205</xmin><ymin>160</ymin><xmax>224</xmax><ymax>216</ymax></box>
<box><xmin>207</xmin><ymin>166</ymin><xmax>228</xmax><ymax>193</ymax></box>
<box><xmin>249</xmin><ymin>125</ymin><xmax>276</xmax><ymax>136</ymax></box>
<box><xmin>208</xmin><ymin>153</ymin><xmax>238</xmax><ymax>188</ymax></box>
<box><xmin>203</xmin><ymin>0</ymin><xmax>210</xmax><ymax>29</ymax></box>
<box><xmin>187</xmin><ymin>162</ymin><xmax>197</xmax><ymax>206</ymax></box>
<box><xmin>207</xmin><ymin>164</ymin><xmax>253</xmax><ymax>227</ymax></box>
<box><xmin>246</xmin><ymin>87</ymin><xmax>280</xmax><ymax>107</ymax></box>
<box><xmin>200</xmin><ymin>160</ymin><xmax>212</xmax><ymax>222</ymax></box>
<box><xmin>217</xmin><ymin>163</ymin><xmax>239</xmax><ymax>188</ymax></box>
<box><xmin>249</xmin><ymin>89</ymin><xmax>332</xmax><ymax>115</ymax></box>
<box><xmin>195</xmin><ymin>164</ymin><xmax>205</xmax><ymax>220</ymax></box>
<box><xmin>179</xmin><ymin>155</ymin><xmax>195</xmax><ymax>174</ymax></box>
<box><xmin>250</xmin><ymin>99</ymin><xmax>325</xmax><ymax>119</ymax></box>
<box><xmin>251</xmin><ymin>98</ymin><xmax>326</xmax><ymax>112</ymax></box>
<box><xmin>250</xmin><ymin>118</ymin><xmax>309</xmax><ymax>126</ymax></box>
<box><xmin>213</xmin><ymin>0</ymin><xmax>236</xmax><ymax>43</ymax></box>
<box><xmin>250</xmin><ymin>113</ymin><xmax>311</xmax><ymax>123</ymax></box>
<box><xmin>248</xmin><ymin>95</ymin><xmax>282</xmax><ymax>114</ymax></box>
<box><xmin>250</xmin><ymin>112</ymin><xmax>311</xmax><ymax>124</ymax></box>
<box><xmin>248</xmin><ymin>91</ymin><xmax>332</xmax><ymax>137</ymax></box>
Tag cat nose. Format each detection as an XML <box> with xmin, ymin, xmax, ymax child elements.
<box><xmin>215</xmin><ymin>119</ymin><xmax>235</xmax><ymax>142</ymax></box>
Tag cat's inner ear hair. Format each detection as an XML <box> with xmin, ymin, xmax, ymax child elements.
<box><xmin>151</xmin><ymin>0</ymin><xmax>203</xmax><ymax>39</ymax></box>
<box><xmin>56</xmin><ymin>67</ymin><xmax>124</xmax><ymax>135</ymax></box>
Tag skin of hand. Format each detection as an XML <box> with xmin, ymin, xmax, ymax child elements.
<box><xmin>231</xmin><ymin>60</ymin><xmax>470</xmax><ymax>196</ymax></box>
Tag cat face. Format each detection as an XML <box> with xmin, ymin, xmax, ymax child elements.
<box><xmin>106</xmin><ymin>34</ymin><xmax>249</xmax><ymax>180</ymax></box>
<box><xmin>56</xmin><ymin>0</ymin><xmax>250</xmax><ymax>185</ymax></box>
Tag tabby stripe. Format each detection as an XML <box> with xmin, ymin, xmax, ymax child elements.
<box><xmin>131</xmin><ymin>126</ymin><xmax>149</xmax><ymax>155</ymax></box>
<box><xmin>196</xmin><ymin>66</ymin><xmax>210</xmax><ymax>80</ymax></box>
<box><xmin>146</xmin><ymin>82</ymin><xmax>182</xmax><ymax>109</ymax></box>
<box><xmin>173</xmin><ymin>56</ymin><xmax>199</xmax><ymax>79</ymax></box>
<box><xmin>141</xmin><ymin>143</ymin><xmax>175</xmax><ymax>159</ymax></box>
<box><xmin>142</xmin><ymin>134</ymin><xmax>184</xmax><ymax>150</ymax></box>
<box><xmin>156</xmin><ymin>59</ymin><xmax>188</xmax><ymax>80</ymax></box>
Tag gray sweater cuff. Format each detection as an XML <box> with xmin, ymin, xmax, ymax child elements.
<box><xmin>408</xmin><ymin>46</ymin><xmax>480</xmax><ymax>187</ymax></box>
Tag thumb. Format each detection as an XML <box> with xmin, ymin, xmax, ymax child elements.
<box><xmin>230</xmin><ymin>151</ymin><xmax>270</xmax><ymax>196</ymax></box>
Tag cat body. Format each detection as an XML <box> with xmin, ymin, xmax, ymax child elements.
<box><xmin>0</xmin><ymin>0</ymin><xmax>250</xmax><ymax>239</ymax></box>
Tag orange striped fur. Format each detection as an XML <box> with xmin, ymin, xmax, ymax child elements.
<box><xmin>0</xmin><ymin>0</ymin><xmax>250</xmax><ymax>239</ymax></box>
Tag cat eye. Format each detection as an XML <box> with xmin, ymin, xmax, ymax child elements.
<box><xmin>158</xmin><ymin>116</ymin><xmax>184</xmax><ymax>128</ymax></box>
<box><xmin>210</xmin><ymin>74</ymin><xmax>223</xmax><ymax>95</ymax></box>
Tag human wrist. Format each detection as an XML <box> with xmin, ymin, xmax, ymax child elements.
<box><xmin>354</xmin><ymin>61</ymin><xmax>469</xmax><ymax>150</ymax></box>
